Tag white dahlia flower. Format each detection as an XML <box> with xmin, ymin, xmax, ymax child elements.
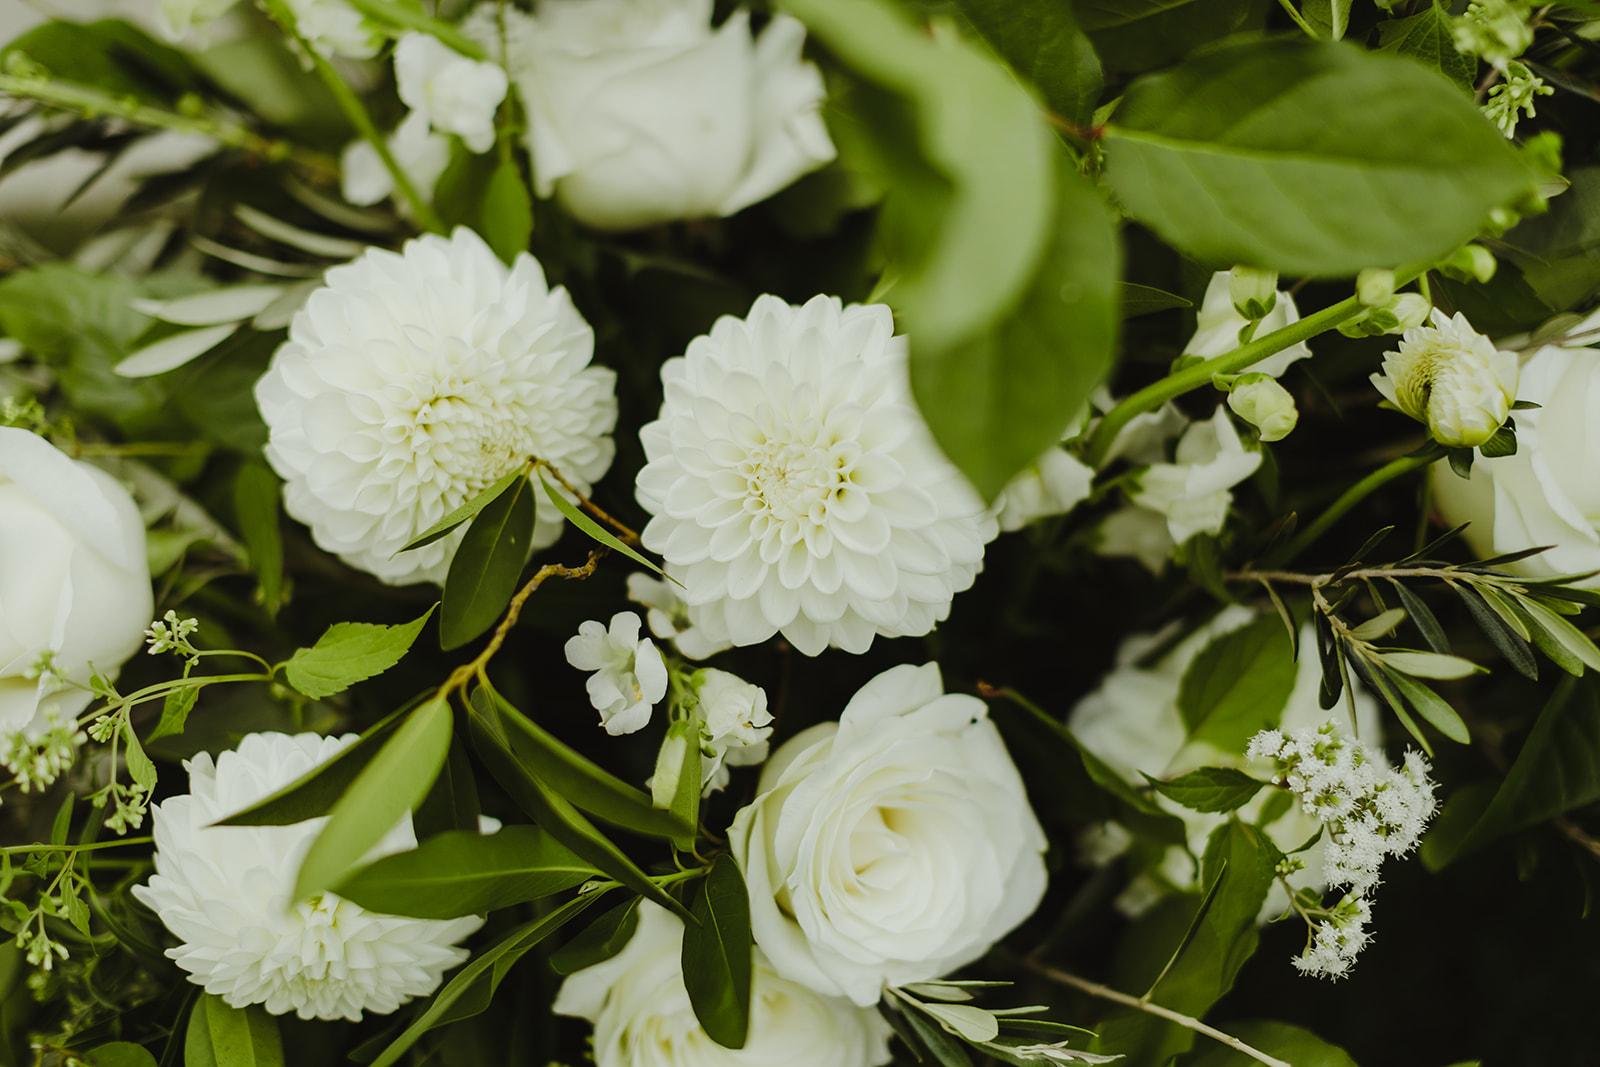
<box><xmin>132</xmin><ymin>732</ymin><xmax>481</xmax><ymax>1021</ymax></box>
<box><xmin>1371</xmin><ymin>310</ymin><xmax>1518</xmax><ymax>449</ymax></box>
<box><xmin>255</xmin><ymin>227</ymin><xmax>617</xmax><ymax>586</ymax></box>
<box><xmin>634</xmin><ymin>294</ymin><xmax>997</xmax><ymax>656</ymax></box>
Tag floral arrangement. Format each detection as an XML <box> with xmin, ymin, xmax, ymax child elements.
<box><xmin>1</xmin><ymin>0</ymin><xmax>1599</xmax><ymax>1064</ymax></box>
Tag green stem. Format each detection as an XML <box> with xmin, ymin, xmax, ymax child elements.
<box><xmin>1275</xmin><ymin>0</ymin><xmax>1320</xmax><ymax>36</ymax></box>
<box><xmin>1267</xmin><ymin>447</ymin><xmax>1442</xmax><ymax>567</ymax></box>
<box><xmin>0</xmin><ymin>838</ymin><xmax>153</xmax><ymax>856</ymax></box>
<box><xmin>343</xmin><ymin>0</ymin><xmax>489</xmax><ymax>60</ymax></box>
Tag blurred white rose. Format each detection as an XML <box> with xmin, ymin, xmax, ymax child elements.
<box><xmin>554</xmin><ymin>900</ymin><xmax>893</xmax><ymax>1067</ymax></box>
<box><xmin>0</xmin><ymin>429</ymin><xmax>152</xmax><ymax>736</ymax></box>
<box><xmin>468</xmin><ymin>0</ymin><xmax>835</xmax><ymax>230</ymax></box>
<box><xmin>730</xmin><ymin>663</ymin><xmax>1046</xmax><ymax>1006</ymax></box>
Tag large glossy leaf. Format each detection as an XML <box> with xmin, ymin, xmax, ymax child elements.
<box><xmin>184</xmin><ymin>995</ymin><xmax>283</xmax><ymax>1067</ymax></box>
<box><xmin>952</xmin><ymin>0</ymin><xmax>1102</xmax><ymax>126</ymax></box>
<box><xmin>85</xmin><ymin>1043</ymin><xmax>157</xmax><ymax>1067</ymax></box>
<box><xmin>283</xmin><ymin>606</ymin><xmax>437</xmax><ymax>700</ymax></box>
<box><xmin>1103</xmin><ymin>39</ymin><xmax>1536</xmax><ymax>275</ymax></box>
<box><xmin>294</xmin><ymin>697</ymin><xmax>453</xmax><ymax>901</ymax></box>
<box><xmin>440</xmin><ymin>474</ymin><xmax>534</xmax><ymax>650</ymax></box>
<box><xmin>1177</xmin><ymin>617</ymin><xmax>1297</xmax><ymax>751</ymax></box>
<box><xmin>334</xmin><ymin>825</ymin><xmax>599</xmax><ymax>919</ymax></box>
<box><xmin>1187</xmin><ymin>1020</ymin><xmax>1360</xmax><ymax>1067</ymax></box>
<box><xmin>1075</xmin><ymin>0</ymin><xmax>1269</xmax><ymax>72</ymax></box>
<box><xmin>682</xmin><ymin>856</ymin><xmax>753</xmax><ymax>1049</ymax></box>
<box><xmin>216</xmin><ymin>706</ymin><xmax>407</xmax><ymax>826</ymax></box>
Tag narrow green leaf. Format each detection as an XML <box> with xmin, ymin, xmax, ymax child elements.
<box><xmin>1144</xmin><ymin>767</ymin><xmax>1267</xmax><ymax>814</ymax></box>
<box><xmin>398</xmin><ymin>466</ymin><xmax>526</xmax><ymax>554</ymax></box>
<box><xmin>1118</xmin><ymin>282</ymin><xmax>1193</xmax><ymax>318</ymax></box>
<box><xmin>216</xmin><ymin>707</ymin><xmax>408</xmax><ymax>826</ymax></box>
<box><xmin>480</xmin><ymin>156</ymin><xmax>533</xmax><ymax>264</ymax></box>
<box><xmin>146</xmin><ymin>685</ymin><xmax>198</xmax><ymax>743</ymax></box>
<box><xmin>1520</xmin><ymin>596</ymin><xmax>1600</xmax><ymax>675</ymax></box>
<box><xmin>1389</xmin><ymin>580</ymin><xmax>1451</xmax><ymax>654</ymax></box>
<box><xmin>1177</xmin><ymin>617</ymin><xmax>1298</xmax><ymax>750</ymax></box>
<box><xmin>120</xmin><ymin>719</ymin><xmax>157</xmax><ymax>792</ymax></box>
<box><xmin>1382</xmin><ymin>669</ymin><xmax>1471</xmax><ymax>745</ymax></box>
<box><xmin>294</xmin><ymin>697</ymin><xmax>453</xmax><ymax>901</ymax></box>
<box><xmin>368</xmin><ymin>893</ymin><xmax>598</xmax><ymax>1067</ymax></box>
<box><xmin>283</xmin><ymin>605</ymin><xmax>438</xmax><ymax>700</ymax></box>
<box><xmin>185</xmin><ymin>995</ymin><xmax>283</xmax><ymax>1067</ymax></box>
<box><xmin>1456</xmin><ymin>583</ymin><xmax>1539</xmax><ymax>679</ymax></box>
<box><xmin>85</xmin><ymin>1042</ymin><xmax>157</xmax><ymax>1067</ymax></box>
<box><xmin>1103</xmin><ymin>39</ymin><xmax>1536</xmax><ymax>274</ymax></box>
<box><xmin>1144</xmin><ymin>858</ymin><xmax>1228</xmax><ymax>1000</ymax></box>
<box><xmin>538</xmin><ymin>474</ymin><xmax>668</xmax><ymax>579</ymax></box>
<box><xmin>682</xmin><ymin>855</ymin><xmax>753</xmax><ymax>1049</ymax></box>
<box><xmin>664</xmin><ymin>712</ymin><xmax>702</xmax><ymax>852</ymax></box>
<box><xmin>1377</xmin><ymin>650</ymin><xmax>1481</xmax><ymax>680</ymax></box>
<box><xmin>895</xmin><ymin>999</ymin><xmax>977</xmax><ymax>1067</ymax></box>
<box><xmin>232</xmin><ymin>462</ymin><xmax>284</xmax><ymax>619</ymax></box>
<box><xmin>441</xmin><ymin>474</ymin><xmax>535</xmax><ymax>650</ymax></box>
<box><xmin>549</xmin><ymin>896</ymin><xmax>641</xmax><ymax>975</ymax></box>
<box><xmin>334</xmin><ymin>825</ymin><xmax>599</xmax><ymax>919</ymax></box>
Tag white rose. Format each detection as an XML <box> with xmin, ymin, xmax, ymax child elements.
<box><xmin>469</xmin><ymin>0</ymin><xmax>835</xmax><ymax>231</ymax></box>
<box><xmin>554</xmin><ymin>901</ymin><xmax>893</xmax><ymax>1067</ymax></box>
<box><xmin>394</xmin><ymin>32</ymin><xmax>508</xmax><ymax>154</ymax></box>
<box><xmin>729</xmin><ymin>663</ymin><xmax>1047</xmax><ymax>1007</ymax></box>
<box><xmin>1431</xmin><ymin>337</ymin><xmax>1600</xmax><ymax>582</ymax></box>
<box><xmin>1128</xmin><ymin>407</ymin><xmax>1261</xmax><ymax>545</ymax></box>
<box><xmin>0</xmin><ymin>429</ymin><xmax>152</xmax><ymax>735</ymax></box>
<box><xmin>1184</xmin><ymin>270</ymin><xmax>1311</xmax><ymax>378</ymax></box>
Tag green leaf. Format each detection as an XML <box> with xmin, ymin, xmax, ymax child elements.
<box><xmin>334</xmin><ymin>825</ymin><xmax>599</xmax><ymax>919</ymax></box>
<box><xmin>538</xmin><ymin>474</ymin><xmax>670</xmax><ymax>579</ymax></box>
<box><xmin>1376</xmin><ymin>650</ymin><xmax>1481</xmax><ymax>680</ymax></box>
<box><xmin>412</xmin><ymin>737</ymin><xmax>482</xmax><ymax>839</ymax></box>
<box><xmin>482</xmin><ymin>685</ymin><xmax>694</xmax><ymax>840</ymax></box>
<box><xmin>1103</xmin><ymin>39</ymin><xmax>1536</xmax><ymax>275</ymax></box>
<box><xmin>294</xmin><ymin>697</ymin><xmax>453</xmax><ymax>901</ymax></box>
<box><xmin>1377</xmin><ymin>0</ymin><xmax>1475</xmax><ymax>92</ymax></box>
<box><xmin>368</xmin><ymin>893</ymin><xmax>598</xmax><ymax>1067</ymax></box>
<box><xmin>480</xmin><ymin>157</ymin><xmax>533</xmax><ymax>265</ymax></box>
<box><xmin>952</xmin><ymin>0</ymin><xmax>1103</xmax><ymax>126</ymax></box>
<box><xmin>440</xmin><ymin>474</ymin><xmax>534</xmax><ymax>650</ymax></box>
<box><xmin>399</xmin><ymin>466</ymin><xmax>526</xmax><ymax>553</ymax></box>
<box><xmin>1177</xmin><ymin>617</ymin><xmax>1297</xmax><ymax>751</ymax></box>
<box><xmin>1299</xmin><ymin>0</ymin><xmax>1353</xmax><ymax>39</ymax></box>
<box><xmin>1118</xmin><ymin>282</ymin><xmax>1193</xmax><ymax>318</ymax></box>
<box><xmin>184</xmin><ymin>995</ymin><xmax>283</xmax><ymax>1067</ymax></box>
<box><xmin>1389</xmin><ymin>580</ymin><xmax>1451</xmax><ymax>653</ymax></box>
<box><xmin>217</xmin><ymin>707</ymin><xmax>409</xmax><ymax>826</ymax></box>
<box><xmin>663</xmin><ymin>712</ymin><xmax>703</xmax><ymax>852</ymax></box>
<box><xmin>232</xmin><ymin>462</ymin><xmax>284</xmax><ymax>618</ymax></box>
<box><xmin>549</xmin><ymin>896</ymin><xmax>641</xmax><ymax>975</ymax></box>
<box><xmin>120</xmin><ymin>719</ymin><xmax>157</xmax><ymax>793</ymax></box>
<box><xmin>2</xmin><ymin>19</ymin><xmax>202</xmax><ymax>102</ymax></box>
<box><xmin>1186</xmin><ymin>1020</ymin><xmax>1359</xmax><ymax>1067</ymax></box>
<box><xmin>1455</xmin><ymin>583</ymin><xmax>1538</xmax><ymax>679</ymax></box>
<box><xmin>1198</xmin><ymin>820</ymin><xmax>1276</xmax><ymax>991</ymax></box>
<box><xmin>146</xmin><ymin>685</ymin><xmax>198</xmax><ymax>743</ymax></box>
<box><xmin>1518</xmin><ymin>596</ymin><xmax>1600</xmax><ymax>676</ymax></box>
<box><xmin>682</xmin><ymin>855</ymin><xmax>753</xmax><ymax>1049</ymax></box>
<box><xmin>85</xmin><ymin>1041</ymin><xmax>158</xmax><ymax>1067</ymax></box>
<box><xmin>1144</xmin><ymin>767</ymin><xmax>1266</xmax><ymax>814</ymax></box>
<box><xmin>1076</xmin><ymin>0</ymin><xmax>1270</xmax><ymax>73</ymax></box>
<box><xmin>891</xmin><ymin>998</ymin><xmax>977</xmax><ymax>1067</ymax></box>
<box><xmin>1381</xmin><ymin>670</ymin><xmax>1471</xmax><ymax>745</ymax></box>
<box><xmin>283</xmin><ymin>605</ymin><xmax>438</xmax><ymax>701</ymax></box>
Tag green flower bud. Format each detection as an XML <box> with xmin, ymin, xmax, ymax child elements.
<box><xmin>1229</xmin><ymin>265</ymin><xmax>1279</xmax><ymax>321</ymax></box>
<box><xmin>1357</xmin><ymin>269</ymin><xmax>1395</xmax><ymax>308</ymax></box>
<box><xmin>1227</xmin><ymin>373</ymin><xmax>1298</xmax><ymax>443</ymax></box>
<box><xmin>1439</xmin><ymin>245</ymin><xmax>1497</xmax><ymax>284</ymax></box>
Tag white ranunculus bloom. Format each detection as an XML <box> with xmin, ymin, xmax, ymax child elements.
<box><xmin>465</xmin><ymin>0</ymin><xmax>834</xmax><ymax>231</ymax></box>
<box><xmin>555</xmin><ymin>901</ymin><xmax>893</xmax><ymax>1067</ymax></box>
<box><xmin>1185</xmin><ymin>271</ymin><xmax>1311</xmax><ymax>378</ymax></box>
<box><xmin>1371</xmin><ymin>310</ymin><xmax>1518</xmax><ymax>449</ymax></box>
<box><xmin>0</xmin><ymin>429</ymin><xmax>152</xmax><ymax>736</ymax></box>
<box><xmin>564</xmin><ymin>612</ymin><xmax>668</xmax><ymax>735</ymax></box>
<box><xmin>1430</xmin><ymin>336</ymin><xmax>1600</xmax><ymax>583</ymax></box>
<box><xmin>254</xmin><ymin>227</ymin><xmax>617</xmax><ymax>586</ymax></box>
<box><xmin>695</xmin><ymin>667</ymin><xmax>773</xmax><ymax>792</ymax></box>
<box><xmin>1067</xmin><ymin>607</ymin><xmax>1382</xmax><ymax>921</ymax></box>
<box><xmin>341</xmin><ymin>112</ymin><xmax>452</xmax><ymax>209</ymax></box>
<box><xmin>729</xmin><ymin>663</ymin><xmax>1047</xmax><ymax>1006</ymax></box>
<box><xmin>634</xmin><ymin>295</ymin><xmax>997</xmax><ymax>656</ymax></box>
<box><xmin>132</xmin><ymin>732</ymin><xmax>481</xmax><ymax>1021</ymax></box>
<box><xmin>993</xmin><ymin>445</ymin><xmax>1094</xmax><ymax>533</ymax></box>
<box><xmin>394</xmin><ymin>32</ymin><xmax>508</xmax><ymax>154</ymax></box>
<box><xmin>1129</xmin><ymin>407</ymin><xmax>1261</xmax><ymax>546</ymax></box>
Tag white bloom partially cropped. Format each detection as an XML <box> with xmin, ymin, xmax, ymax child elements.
<box><xmin>132</xmin><ymin>732</ymin><xmax>481</xmax><ymax>1020</ymax></box>
<box><xmin>394</xmin><ymin>32</ymin><xmax>508</xmax><ymax>154</ymax></box>
<box><xmin>635</xmin><ymin>294</ymin><xmax>997</xmax><ymax>656</ymax></box>
<box><xmin>625</xmin><ymin>573</ymin><xmax>728</xmax><ymax>659</ymax></box>
<box><xmin>287</xmin><ymin>0</ymin><xmax>383</xmax><ymax>58</ymax></box>
<box><xmin>730</xmin><ymin>663</ymin><xmax>1046</xmax><ymax>1006</ymax></box>
<box><xmin>467</xmin><ymin>0</ymin><xmax>834</xmax><ymax>230</ymax></box>
<box><xmin>1371</xmin><ymin>310</ymin><xmax>1518</xmax><ymax>448</ymax></box>
<box><xmin>1430</xmin><ymin>333</ymin><xmax>1600</xmax><ymax>583</ymax></box>
<box><xmin>1129</xmin><ymin>407</ymin><xmax>1260</xmax><ymax>546</ymax></box>
<box><xmin>1184</xmin><ymin>271</ymin><xmax>1311</xmax><ymax>378</ymax></box>
<box><xmin>254</xmin><ymin>227</ymin><xmax>617</xmax><ymax>585</ymax></box>
<box><xmin>554</xmin><ymin>901</ymin><xmax>892</xmax><ymax>1067</ymax></box>
<box><xmin>565</xmin><ymin>612</ymin><xmax>668</xmax><ymax>735</ymax></box>
<box><xmin>0</xmin><ymin>429</ymin><xmax>151</xmax><ymax>738</ymax></box>
<box><xmin>993</xmin><ymin>445</ymin><xmax>1093</xmax><ymax>533</ymax></box>
<box><xmin>695</xmin><ymin>668</ymin><xmax>773</xmax><ymax>793</ymax></box>
<box><xmin>341</xmin><ymin>112</ymin><xmax>451</xmax><ymax>209</ymax></box>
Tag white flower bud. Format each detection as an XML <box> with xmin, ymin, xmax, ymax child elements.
<box><xmin>1356</xmin><ymin>269</ymin><xmax>1395</xmax><ymax>307</ymax></box>
<box><xmin>1370</xmin><ymin>311</ymin><xmax>1519</xmax><ymax>449</ymax></box>
<box><xmin>649</xmin><ymin>723</ymin><xmax>690</xmax><ymax>809</ymax></box>
<box><xmin>1388</xmin><ymin>293</ymin><xmax>1433</xmax><ymax>333</ymax></box>
<box><xmin>1227</xmin><ymin>373</ymin><xmax>1299</xmax><ymax>442</ymax></box>
<box><xmin>1228</xmin><ymin>265</ymin><xmax>1279</xmax><ymax>321</ymax></box>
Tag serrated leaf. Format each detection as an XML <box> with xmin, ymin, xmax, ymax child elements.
<box><xmin>146</xmin><ymin>685</ymin><xmax>198</xmax><ymax>743</ymax></box>
<box><xmin>399</xmin><ymin>466</ymin><xmax>525</xmax><ymax>553</ymax></box>
<box><xmin>1144</xmin><ymin>767</ymin><xmax>1267</xmax><ymax>813</ymax></box>
<box><xmin>294</xmin><ymin>697</ymin><xmax>453</xmax><ymax>901</ymax></box>
<box><xmin>441</xmin><ymin>474</ymin><xmax>535</xmax><ymax>650</ymax></box>
<box><xmin>283</xmin><ymin>606</ymin><xmax>437</xmax><ymax>701</ymax></box>
<box><xmin>682</xmin><ymin>855</ymin><xmax>753</xmax><ymax>1049</ymax></box>
<box><xmin>1376</xmin><ymin>0</ymin><xmax>1476</xmax><ymax>92</ymax></box>
<box><xmin>1177</xmin><ymin>617</ymin><xmax>1297</xmax><ymax>750</ymax></box>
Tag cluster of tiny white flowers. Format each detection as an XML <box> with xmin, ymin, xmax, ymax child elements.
<box><xmin>1293</xmin><ymin>894</ymin><xmax>1372</xmax><ymax>980</ymax></box>
<box><xmin>144</xmin><ymin>611</ymin><xmax>200</xmax><ymax>660</ymax></box>
<box><xmin>0</xmin><ymin>709</ymin><xmax>87</xmax><ymax>794</ymax></box>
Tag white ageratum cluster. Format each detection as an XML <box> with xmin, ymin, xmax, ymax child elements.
<box><xmin>133</xmin><ymin>732</ymin><xmax>481</xmax><ymax>1020</ymax></box>
<box><xmin>730</xmin><ymin>663</ymin><xmax>1046</xmax><ymax>1006</ymax></box>
<box><xmin>1370</xmin><ymin>310</ymin><xmax>1519</xmax><ymax>449</ymax></box>
<box><xmin>554</xmin><ymin>901</ymin><xmax>893</xmax><ymax>1067</ymax></box>
<box><xmin>635</xmin><ymin>295</ymin><xmax>997</xmax><ymax>656</ymax></box>
<box><xmin>565</xmin><ymin>612</ymin><xmax>668</xmax><ymax>735</ymax></box>
<box><xmin>1127</xmin><ymin>407</ymin><xmax>1261</xmax><ymax>547</ymax></box>
<box><xmin>466</xmin><ymin>0</ymin><xmax>834</xmax><ymax>231</ymax></box>
<box><xmin>1247</xmin><ymin>722</ymin><xmax>1437</xmax><ymax>978</ymax></box>
<box><xmin>394</xmin><ymin>32</ymin><xmax>508</xmax><ymax>154</ymax></box>
<box><xmin>254</xmin><ymin>228</ymin><xmax>617</xmax><ymax>586</ymax></box>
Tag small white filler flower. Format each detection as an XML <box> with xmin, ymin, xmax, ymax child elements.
<box><xmin>1370</xmin><ymin>310</ymin><xmax>1519</xmax><ymax>449</ymax></box>
<box><xmin>133</xmin><ymin>732</ymin><xmax>481</xmax><ymax>1020</ymax></box>
<box><xmin>254</xmin><ymin>227</ymin><xmax>617</xmax><ymax>586</ymax></box>
<box><xmin>394</xmin><ymin>32</ymin><xmax>509</xmax><ymax>154</ymax></box>
<box><xmin>635</xmin><ymin>294</ymin><xmax>997</xmax><ymax>656</ymax></box>
<box><xmin>565</xmin><ymin>612</ymin><xmax>669</xmax><ymax>735</ymax></box>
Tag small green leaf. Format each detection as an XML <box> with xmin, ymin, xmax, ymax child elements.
<box><xmin>184</xmin><ymin>995</ymin><xmax>283</xmax><ymax>1067</ymax></box>
<box><xmin>120</xmin><ymin>719</ymin><xmax>157</xmax><ymax>793</ymax></box>
<box><xmin>1376</xmin><ymin>650</ymin><xmax>1482</xmax><ymax>680</ymax></box>
<box><xmin>1456</xmin><ymin>583</ymin><xmax>1538</xmax><ymax>679</ymax></box>
<box><xmin>232</xmin><ymin>462</ymin><xmax>284</xmax><ymax>618</ymax></box>
<box><xmin>1519</xmin><ymin>596</ymin><xmax>1600</xmax><ymax>675</ymax></box>
<box><xmin>1144</xmin><ymin>767</ymin><xmax>1267</xmax><ymax>814</ymax></box>
<box><xmin>1347</xmin><ymin>607</ymin><xmax>1408</xmax><ymax>642</ymax></box>
<box><xmin>1389</xmin><ymin>580</ymin><xmax>1451</xmax><ymax>653</ymax></box>
<box><xmin>216</xmin><ymin>707</ymin><xmax>408</xmax><ymax>826</ymax></box>
<box><xmin>538</xmin><ymin>474</ymin><xmax>670</xmax><ymax>580</ymax></box>
<box><xmin>549</xmin><ymin>896</ymin><xmax>641</xmax><ymax>975</ymax></box>
<box><xmin>663</xmin><ymin>711</ymin><xmax>702</xmax><ymax>852</ymax></box>
<box><xmin>283</xmin><ymin>605</ymin><xmax>438</xmax><ymax>700</ymax></box>
<box><xmin>1178</xmin><ymin>617</ymin><xmax>1298</xmax><ymax>751</ymax></box>
<box><xmin>146</xmin><ymin>685</ymin><xmax>198</xmax><ymax>743</ymax></box>
<box><xmin>399</xmin><ymin>466</ymin><xmax>526</xmax><ymax>554</ymax></box>
<box><xmin>682</xmin><ymin>855</ymin><xmax>753</xmax><ymax>1049</ymax></box>
<box><xmin>84</xmin><ymin>1041</ymin><xmax>157</xmax><ymax>1067</ymax></box>
<box><xmin>1118</xmin><ymin>282</ymin><xmax>1193</xmax><ymax>318</ymax></box>
<box><xmin>334</xmin><ymin>825</ymin><xmax>599</xmax><ymax>919</ymax></box>
<box><xmin>1376</xmin><ymin>0</ymin><xmax>1475</xmax><ymax>92</ymax></box>
<box><xmin>480</xmin><ymin>156</ymin><xmax>533</xmax><ymax>264</ymax></box>
<box><xmin>441</xmin><ymin>474</ymin><xmax>535</xmax><ymax>650</ymax></box>
<box><xmin>294</xmin><ymin>697</ymin><xmax>453</xmax><ymax>901</ymax></box>
<box><xmin>1382</xmin><ymin>669</ymin><xmax>1472</xmax><ymax>745</ymax></box>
